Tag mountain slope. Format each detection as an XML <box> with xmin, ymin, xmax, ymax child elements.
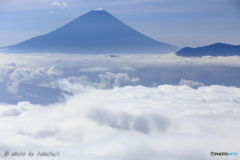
<box><xmin>2</xmin><ymin>10</ymin><xmax>179</xmax><ymax>54</ymax></box>
<box><xmin>176</xmin><ymin>43</ymin><xmax>240</xmax><ymax>57</ymax></box>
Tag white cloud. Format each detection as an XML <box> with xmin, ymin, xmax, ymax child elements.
<box><xmin>6</xmin><ymin>81</ymin><xmax>19</xmax><ymax>94</ymax></box>
<box><xmin>62</xmin><ymin>2</ymin><xmax>67</xmax><ymax>7</ymax></box>
<box><xmin>179</xmin><ymin>78</ymin><xmax>205</xmax><ymax>88</ymax></box>
<box><xmin>120</xmin><ymin>67</ymin><xmax>136</xmax><ymax>71</ymax></box>
<box><xmin>97</xmin><ymin>72</ymin><xmax>140</xmax><ymax>89</ymax></box>
<box><xmin>55</xmin><ymin>72</ymin><xmax>140</xmax><ymax>93</ymax></box>
<box><xmin>50</xmin><ymin>2</ymin><xmax>67</xmax><ymax>9</ymax></box>
<box><xmin>51</xmin><ymin>2</ymin><xmax>62</xmax><ymax>6</ymax></box>
<box><xmin>47</xmin><ymin>66</ymin><xmax>63</xmax><ymax>76</ymax></box>
<box><xmin>0</xmin><ymin>53</ymin><xmax>239</xmax><ymax>96</ymax></box>
<box><xmin>0</xmin><ymin>84</ymin><xmax>239</xmax><ymax>160</ymax></box>
<box><xmin>114</xmin><ymin>73</ymin><xmax>140</xmax><ymax>87</ymax></box>
<box><xmin>1</xmin><ymin>53</ymin><xmax>240</xmax><ymax>69</ymax></box>
<box><xmin>0</xmin><ymin>53</ymin><xmax>239</xmax><ymax>159</ymax></box>
<box><xmin>151</xmin><ymin>82</ymin><xmax>157</xmax><ymax>87</ymax></box>
<box><xmin>1</xmin><ymin>65</ymin><xmax>63</xmax><ymax>94</ymax></box>
<box><xmin>79</xmin><ymin>67</ymin><xmax>111</xmax><ymax>72</ymax></box>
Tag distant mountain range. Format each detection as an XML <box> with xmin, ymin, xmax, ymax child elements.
<box><xmin>1</xmin><ymin>10</ymin><xmax>179</xmax><ymax>54</ymax></box>
<box><xmin>176</xmin><ymin>43</ymin><xmax>240</xmax><ymax>57</ymax></box>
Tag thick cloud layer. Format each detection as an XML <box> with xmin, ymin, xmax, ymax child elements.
<box><xmin>0</xmin><ymin>53</ymin><xmax>239</xmax><ymax>159</ymax></box>
<box><xmin>0</xmin><ymin>52</ymin><xmax>240</xmax><ymax>104</ymax></box>
<box><xmin>0</xmin><ymin>84</ymin><xmax>240</xmax><ymax>160</ymax></box>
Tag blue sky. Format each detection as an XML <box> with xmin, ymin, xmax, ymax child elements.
<box><xmin>0</xmin><ymin>0</ymin><xmax>239</xmax><ymax>48</ymax></box>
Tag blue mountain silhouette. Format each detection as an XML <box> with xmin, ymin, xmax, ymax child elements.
<box><xmin>2</xmin><ymin>10</ymin><xmax>179</xmax><ymax>54</ymax></box>
<box><xmin>176</xmin><ymin>43</ymin><xmax>240</xmax><ymax>57</ymax></box>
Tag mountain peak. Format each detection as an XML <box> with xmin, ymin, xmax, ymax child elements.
<box><xmin>94</xmin><ymin>7</ymin><xmax>105</xmax><ymax>11</ymax></box>
<box><xmin>2</xmin><ymin>10</ymin><xmax>179</xmax><ymax>54</ymax></box>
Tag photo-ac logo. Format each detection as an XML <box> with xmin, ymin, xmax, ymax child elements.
<box><xmin>211</xmin><ymin>151</ymin><xmax>238</xmax><ymax>156</ymax></box>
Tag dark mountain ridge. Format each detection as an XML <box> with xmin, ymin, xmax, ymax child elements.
<box><xmin>1</xmin><ymin>10</ymin><xmax>179</xmax><ymax>54</ymax></box>
<box><xmin>176</xmin><ymin>43</ymin><xmax>240</xmax><ymax>57</ymax></box>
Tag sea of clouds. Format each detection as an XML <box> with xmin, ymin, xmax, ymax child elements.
<box><xmin>0</xmin><ymin>52</ymin><xmax>240</xmax><ymax>160</ymax></box>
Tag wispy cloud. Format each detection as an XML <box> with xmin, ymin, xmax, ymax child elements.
<box><xmin>51</xmin><ymin>2</ymin><xmax>62</xmax><ymax>7</ymax></box>
<box><xmin>79</xmin><ymin>67</ymin><xmax>111</xmax><ymax>72</ymax></box>
<box><xmin>179</xmin><ymin>78</ymin><xmax>205</xmax><ymax>88</ymax></box>
<box><xmin>120</xmin><ymin>67</ymin><xmax>136</xmax><ymax>71</ymax></box>
<box><xmin>62</xmin><ymin>2</ymin><xmax>67</xmax><ymax>7</ymax></box>
<box><xmin>50</xmin><ymin>2</ymin><xmax>67</xmax><ymax>9</ymax></box>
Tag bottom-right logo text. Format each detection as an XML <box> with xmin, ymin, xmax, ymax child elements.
<box><xmin>211</xmin><ymin>152</ymin><xmax>238</xmax><ymax>156</ymax></box>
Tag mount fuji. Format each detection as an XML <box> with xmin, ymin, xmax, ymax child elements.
<box><xmin>1</xmin><ymin>10</ymin><xmax>179</xmax><ymax>54</ymax></box>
